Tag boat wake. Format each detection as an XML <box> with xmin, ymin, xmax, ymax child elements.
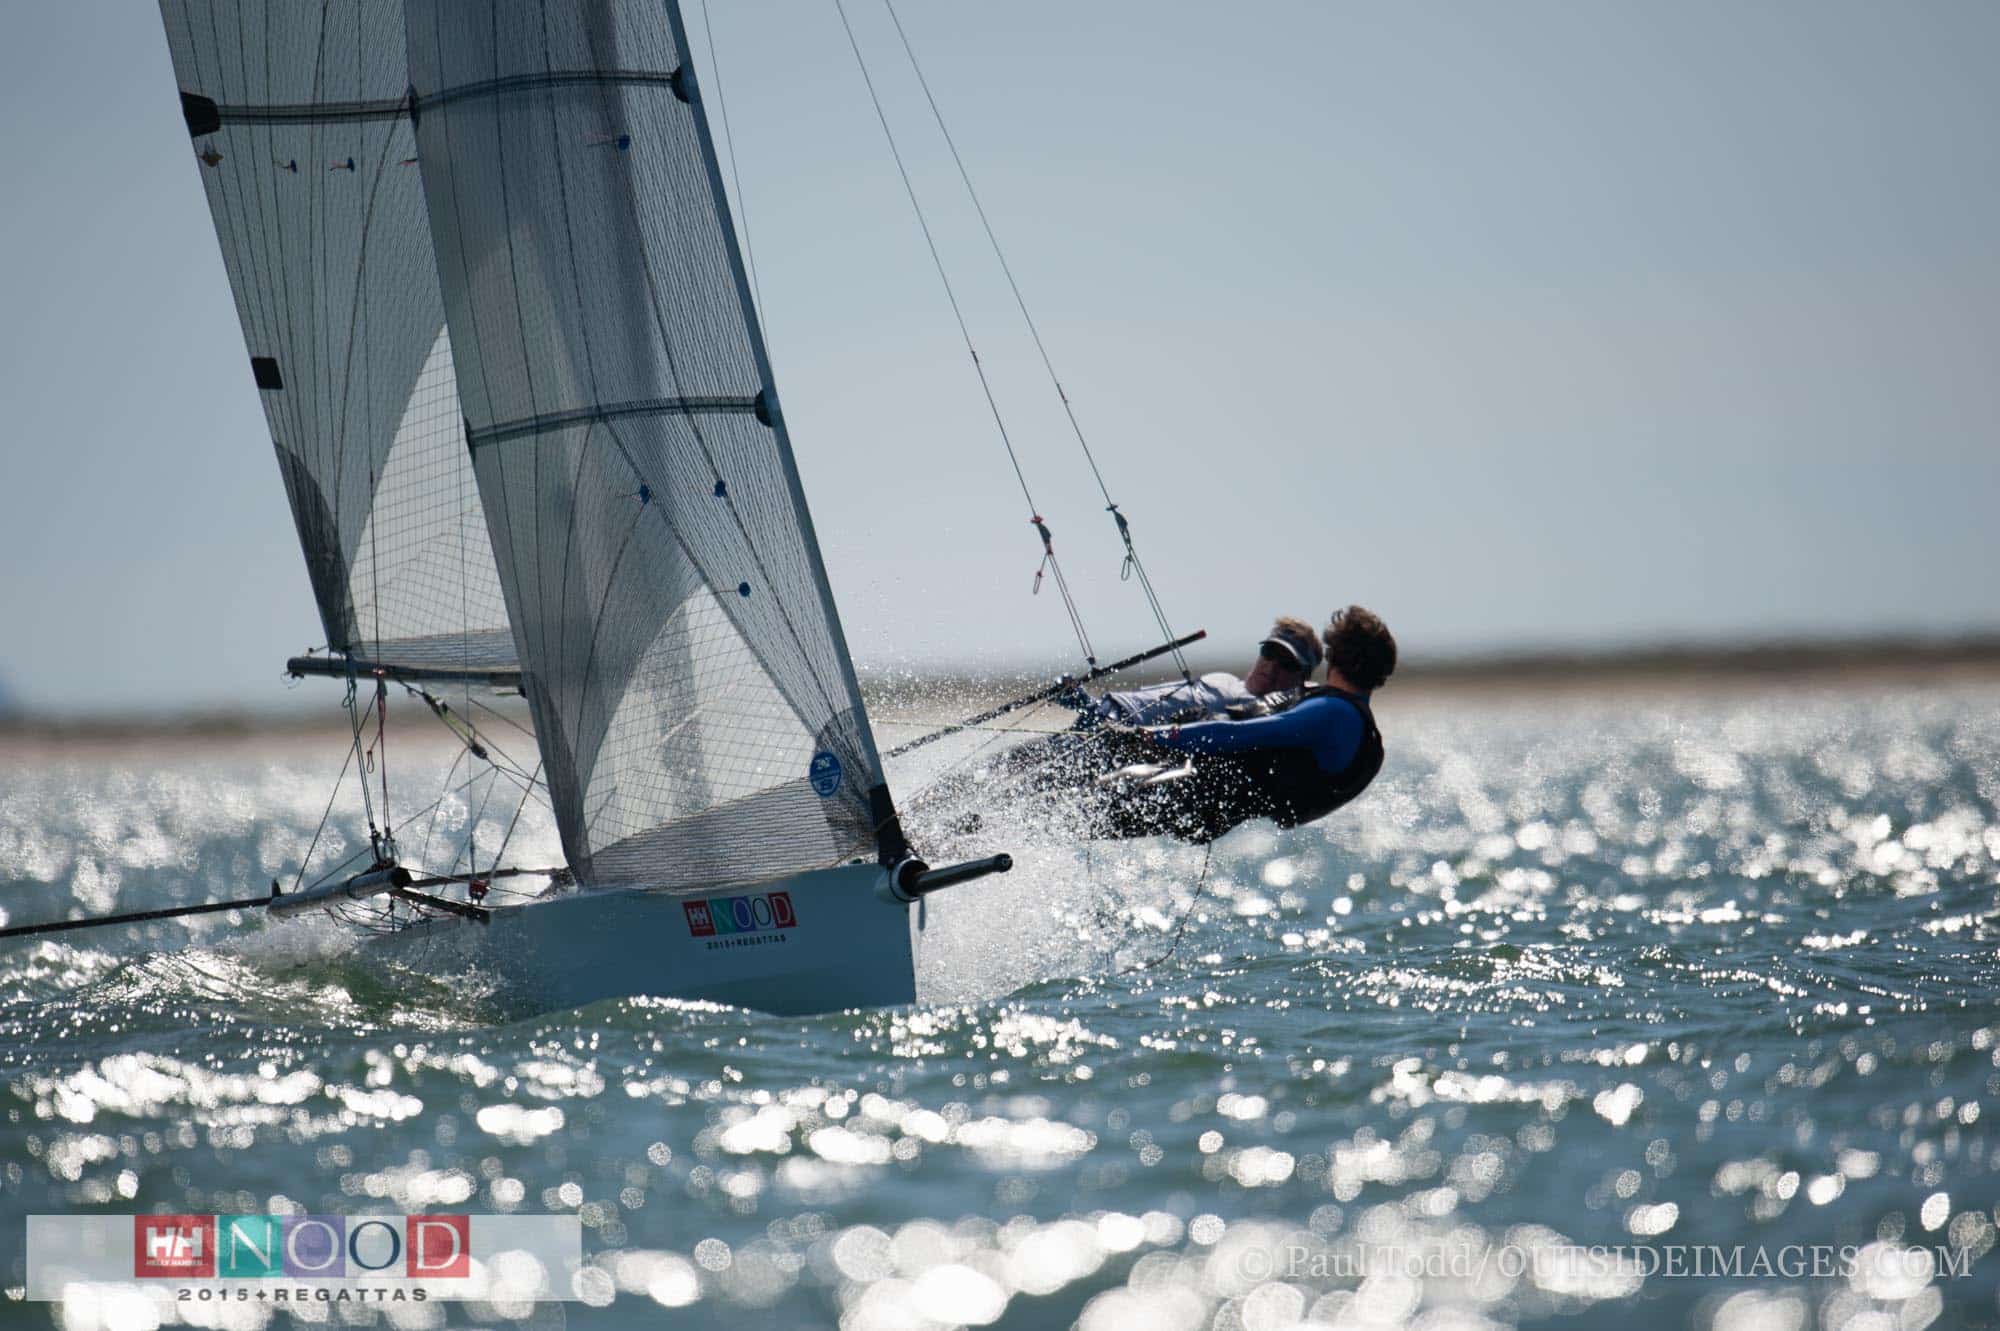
<box><xmin>897</xmin><ymin>734</ymin><xmax>1221</xmax><ymax>1004</ymax></box>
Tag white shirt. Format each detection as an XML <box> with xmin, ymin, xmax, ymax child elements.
<box><xmin>1092</xmin><ymin>672</ymin><xmax>1254</xmax><ymax>726</ymax></box>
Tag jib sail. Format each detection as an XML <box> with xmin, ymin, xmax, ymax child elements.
<box><xmin>161</xmin><ymin>0</ymin><xmax>516</xmax><ymax>683</ymax></box>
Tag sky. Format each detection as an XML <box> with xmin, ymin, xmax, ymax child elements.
<box><xmin>1</xmin><ymin>1</ymin><xmax>1996</xmax><ymax>712</ymax></box>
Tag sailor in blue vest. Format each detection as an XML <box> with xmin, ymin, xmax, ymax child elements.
<box><xmin>1056</xmin><ymin>617</ymin><xmax>1324</xmax><ymax>727</ymax></box>
<box><xmin>922</xmin><ymin>608</ymin><xmax>1394</xmax><ymax>846</ymax></box>
<box><xmin>1087</xmin><ymin>606</ymin><xmax>1397</xmax><ymax>842</ymax></box>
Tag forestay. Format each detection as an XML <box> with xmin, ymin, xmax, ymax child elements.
<box><xmin>160</xmin><ymin>0</ymin><xmax>514</xmax><ymax>682</ymax></box>
<box><xmin>403</xmin><ymin>1</ymin><xmax>892</xmax><ymax>889</ymax></box>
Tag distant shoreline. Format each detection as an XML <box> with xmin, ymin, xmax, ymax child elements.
<box><xmin>4</xmin><ymin>635</ymin><xmax>1998</xmax><ymax>749</ymax></box>
<box><xmin>873</xmin><ymin>633</ymin><xmax>2000</xmax><ymax>711</ymax></box>
<box><xmin>1337</xmin><ymin>634</ymin><xmax>2000</xmax><ymax>701</ymax></box>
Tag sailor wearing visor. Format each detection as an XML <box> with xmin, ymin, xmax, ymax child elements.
<box><xmin>1076</xmin><ymin>606</ymin><xmax>1396</xmax><ymax>842</ymax></box>
<box><xmin>938</xmin><ymin>610</ymin><xmax>1393</xmax><ymax>845</ymax></box>
<box><xmin>1058</xmin><ymin>617</ymin><xmax>1323</xmax><ymax>728</ymax></box>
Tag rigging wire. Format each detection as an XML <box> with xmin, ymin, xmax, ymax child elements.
<box><xmin>341</xmin><ymin>670</ymin><xmax>383</xmax><ymax>859</ymax></box>
<box><xmin>416</xmin><ymin>744</ymin><xmax>471</xmax><ymax>873</ymax></box>
<box><xmin>467</xmin><ymin>694</ymin><xmax>540</xmax><ymax>745</ymax></box>
<box><xmin>292</xmin><ymin>738</ymin><xmax>361</xmax><ymax>893</ymax></box>
<box><xmin>460</xmin><ymin>753</ymin><xmax>504</xmax><ymax>874</ymax></box>
<box><xmin>876</xmin><ymin>0</ymin><xmax>1190</xmax><ymax>681</ymax></box>
<box><xmin>487</xmin><ymin>760</ymin><xmax>546</xmax><ymax>878</ymax></box>
<box><xmin>829</xmin><ymin>0</ymin><xmax>1096</xmax><ymax>668</ymax></box>
<box><xmin>698</xmin><ymin>0</ymin><xmax>767</xmax><ymax>333</ymax></box>
<box><xmin>374</xmin><ymin>677</ymin><xmax>392</xmax><ymax>851</ymax></box>
<box><xmin>294</xmin><ymin>760</ymin><xmax>544</xmax><ymax>898</ymax></box>
<box><xmin>407</xmin><ymin>684</ymin><xmax>545</xmax><ymax>792</ymax></box>
<box><xmin>1120</xmin><ymin>844</ymin><xmax>1214</xmax><ymax>973</ymax></box>
<box><xmin>401</xmin><ymin>682</ymin><xmax>551</xmax><ymax>879</ymax></box>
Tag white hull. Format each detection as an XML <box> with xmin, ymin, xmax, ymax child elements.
<box><xmin>369</xmin><ymin>864</ymin><xmax>919</xmax><ymax>1017</ymax></box>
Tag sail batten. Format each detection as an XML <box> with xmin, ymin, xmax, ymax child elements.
<box><xmin>192</xmin><ymin>67</ymin><xmax>688</xmax><ymax>128</ymax></box>
<box><xmin>469</xmin><ymin>395</ymin><xmax>764</xmax><ymax>450</ymax></box>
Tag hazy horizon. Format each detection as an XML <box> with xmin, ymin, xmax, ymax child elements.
<box><xmin>2</xmin><ymin>0</ymin><xmax>1996</xmax><ymax>711</ymax></box>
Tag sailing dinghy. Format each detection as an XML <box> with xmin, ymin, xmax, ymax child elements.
<box><xmin>4</xmin><ymin>1</ymin><xmax>1207</xmax><ymax>1015</ymax></box>
<box><xmin>151</xmin><ymin>0</ymin><xmax>1025</xmax><ymax>1017</ymax></box>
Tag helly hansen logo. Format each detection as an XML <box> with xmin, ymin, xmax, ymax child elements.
<box><xmin>135</xmin><ymin>1216</ymin><xmax>215</xmax><ymax>1278</ymax></box>
<box><xmin>683</xmin><ymin>890</ymin><xmax>796</xmax><ymax>937</ymax></box>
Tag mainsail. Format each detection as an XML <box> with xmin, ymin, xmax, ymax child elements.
<box><xmin>402</xmin><ymin>0</ymin><xmax>894</xmax><ymax>889</ymax></box>
<box><xmin>160</xmin><ymin>0</ymin><xmax>514</xmax><ymax>682</ymax></box>
<box><xmin>168</xmin><ymin>0</ymin><xmax>900</xmax><ymax>891</ymax></box>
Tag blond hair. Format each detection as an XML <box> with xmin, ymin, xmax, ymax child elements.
<box><xmin>1270</xmin><ymin>616</ymin><xmax>1316</xmax><ymax>648</ymax></box>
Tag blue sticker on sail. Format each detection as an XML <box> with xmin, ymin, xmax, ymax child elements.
<box><xmin>809</xmin><ymin>751</ymin><xmax>843</xmax><ymax>798</ymax></box>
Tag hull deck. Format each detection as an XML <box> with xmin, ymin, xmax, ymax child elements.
<box><xmin>368</xmin><ymin>863</ymin><xmax>918</xmax><ymax>1017</ymax></box>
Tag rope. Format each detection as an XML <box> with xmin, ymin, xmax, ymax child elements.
<box><xmin>403</xmin><ymin>683</ymin><xmax>551</xmax><ymax>881</ymax></box>
<box><xmin>1121</xmin><ymin>844</ymin><xmax>1213</xmax><ymax>973</ymax></box>
<box><xmin>407</xmin><ymin>684</ymin><xmax>545</xmax><ymax>792</ymax></box>
<box><xmin>698</xmin><ymin>0</ymin><xmax>767</xmax><ymax>332</ymax></box>
<box><xmin>876</xmin><ymin>0</ymin><xmax>1189</xmax><ymax>681</ymax></box>
<box><xmin>468</xmin><ymin>695</ymin><xmax>540</xmax><ymax>745</ymax></box>
<box><xmin>415</xmin><ymin>744</ymin><xmax>470</xmax><ymax>875</ymax></box>
<box><xmin>292</xmin><ymin>738</ymin><xmax>360</xmax><ymax>893</ymax></box>
<box><xmin>928</xmin><ymin>695</ymin><xmax>1061</xmax><ymax>788</ymax></box>
<box><xmin>488</xmin><ymin>760</ymin><xmax>545</xmax><ymax>878</ymax></box>
<box><xmin>294</xmin><ymin>761</ymin><xmax>543</xmax><ymax>898</ymax></box>
<box><xmin>875</xmin><ymin>717</ymin><xmax>1067</xmax><ymax>737</ymax></box>
<box><xmin>829</xmin><ymin>0</ymin><xmax>1096</xmax><ymax>668</ymax></box>
<box><xmin>341</xmin><ymin>671</ymin><xmax>382</xmax><ymax>860</ymax></box>
<box><xmin>374</xmin><ymin>677</ymin><xmax>392</xmax><ymax>855</ymax></box>
<box><xmin>460</xmin><ymin>755</ymin><xmax>503</xmax><ymax>875</ymax></box>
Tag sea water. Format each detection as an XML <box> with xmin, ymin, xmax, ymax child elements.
<box><xmin>2</xmin><ymin>680</ymin><xmax>1998</xmax><ymax>1329</ymax></box>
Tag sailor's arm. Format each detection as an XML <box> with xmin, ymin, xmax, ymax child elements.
<box><xmin>1063</xmin><ymin>675</ymin><xmax>1242</xmax><ymax>728</ymax></box>
<box><xmin>1144</xmin><ymin>695</ymin><xmax>1364</xmax><ymax>770</ymax></box>
<box><xmin>1144</xmin><ymin>704</ymin><xmax>1324</xmax><ymax>755</ymax></box>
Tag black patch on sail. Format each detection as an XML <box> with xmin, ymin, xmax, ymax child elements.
<box><xmin>180</xmin><ymin>91</ymin><xmax>221</xmax><ymax>138</ymax></box>
<box><xmin>250</xmin><ymin>356</ymin><xmax>284</xmax><ymax>391</ymax></box>
<box><xmin>273</xmin><ymin>446</ymin><xmax>357</xmax><ymax>649</ymax></box>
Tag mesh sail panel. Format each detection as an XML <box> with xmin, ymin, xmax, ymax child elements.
<box><xmin>160</xmin><ymin>1</ymin><xmax>512</xmax><ymax>678</ymax></box>
<box><xmin>404</xmin><ymin>0</ymin><xmax>887</xmax><ymax>889</ymax></box>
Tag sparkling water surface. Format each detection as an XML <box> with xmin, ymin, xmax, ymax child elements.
<box><xmin>3</xmin><ymin>681</ymin><xmax>1999</xmax><ymax>1330</ymax></box>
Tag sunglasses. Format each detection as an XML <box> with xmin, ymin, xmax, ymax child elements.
<box><xmin>1259</xmin><ymin>641</ymin><xmax>1308</xmax><ymax>670</ymax></box>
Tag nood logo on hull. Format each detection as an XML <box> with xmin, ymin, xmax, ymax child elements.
<box><xmin>683</xmin><ymin>890</ymin><xmax>796</xmax><ymax>947</ymax></box>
